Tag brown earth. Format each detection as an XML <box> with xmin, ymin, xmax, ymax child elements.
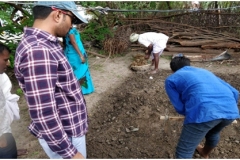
<box><xmin>9</xmin><ymin>51</ymin><xmax>240</xmax><ymax>159</ymax></box>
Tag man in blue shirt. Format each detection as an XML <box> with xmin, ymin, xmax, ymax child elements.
<box><xmin>165</xmin><ymin>54</ymin><xmax>239</xmax><ymax>158</ymax></box>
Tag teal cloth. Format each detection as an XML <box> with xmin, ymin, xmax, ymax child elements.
<box><xmin>64</xmin><ymin>28</ymin><xmax>94</xmax><ymax>95</ymax></box>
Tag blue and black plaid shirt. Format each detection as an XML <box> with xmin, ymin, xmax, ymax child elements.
<box><xmin>14</xmin><ymin>27</ymin><xmax>88</xmax><ymax>158</ymax></box>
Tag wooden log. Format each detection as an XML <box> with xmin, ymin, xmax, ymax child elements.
<box><xmin>165</xmin><ymin>47</ymin><xmax>203</xmax><ymax>53</ymax></box>
<box><xmin>202</xmin><ymin>49</ymin><xmax>226</xmax><ymax>54</ymax></box>
<box><xmin>179</xmin><ymin>40</ymin><xmax>224</xmax><ymax>47</ymax></box>
<box><xmin>162</xmin><ymin>51</ymin><xmax>210</xmax><ymax>56</ymax></box>
<box><xmin>171</xmin><ymin>32</ymin><xmax>198</xmax><ymax>37</ymax></box>
<box><xmin>173</xmin><ymin>53</ymin><xmax>219</xmax><ymax>62</ymax></box>
<box><xmin>164</xmin><ymin>49</ymin><xmax>235</xmax><ymax>55</ymax></box>
<box><xmin>161</xmin><ymin>51</ymin><xmax>207</xmax><ymax>56</ymax></box>
<box><xmin>168</xmin><ymin>39</ymin><xmax>183</xmax><ymax>43</ymax></box>
<box><xmin>202</xmin><ymin>49</ymin><xmax>235</xmax><ymax>54</ymax></box>
<box><xmin>86</xmin><ymin>50</ymin><xmax>107</xmax><ymax>58</ymax></box>
<box><xmin>201</xmin><ymin>42</ymin><xmax>240</xmax><ymax>49</ymax></box>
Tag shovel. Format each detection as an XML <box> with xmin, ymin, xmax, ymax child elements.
<box><xmin>208</xmin><ymin>50</ymin><xmax>231</xmax><ymax>61</ymax></box>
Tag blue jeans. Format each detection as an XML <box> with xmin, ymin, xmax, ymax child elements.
<box><xmin>0</xmin><ymin>133</ymin><xmax>17</xmax><ymax>159</ymax></box>
<box><xmin>38</xmin><ymin>135</ymin><xmax>86</xmax><ymax>159</ymax></box>
<box><xmin>176</xmin><ymin>119</ymin><xmax>234</xmax><ymax>158</ymax></box>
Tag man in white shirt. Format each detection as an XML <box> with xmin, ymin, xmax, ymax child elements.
<box><xmin>130</xmin><ymin>32</ymin><xmax>169</xmax><ymax>74</ymax></box>
<box><xmin>0</xmin><ymin>43</ymin><xmax>27</xmax><ymax>158</ymax></box>
<box><xmin>0</xmin><ymin>43</ymin><xmax>18</xmax><ymax>158</ymax></box>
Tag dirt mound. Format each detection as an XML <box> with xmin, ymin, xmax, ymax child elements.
<box><xmin>86</xmin><ymin>70</ymin><xmax>240</xmax><ymax>158</ymax></box>
<box><xmin>10</xmin><ymin>51</ymin><xmax>240</xmax><ymax>158</ymax></box>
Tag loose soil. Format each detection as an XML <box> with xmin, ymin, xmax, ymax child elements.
<box><xmin>9</xmin><ymin>51</ymin><xmax>240</xmax><ymax>158</ymax></box>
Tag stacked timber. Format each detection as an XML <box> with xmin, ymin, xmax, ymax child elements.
<box><xmin>129</xmin><ymin>20</ymin><xmax>240</xmax><ymax>61</ymax></box>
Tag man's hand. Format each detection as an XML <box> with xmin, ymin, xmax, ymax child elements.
<box><xmin>0</xmin><ymin>134</ymin><xmax>7</xmax><ymax>148</ymax></box>
<box><xmin>72</xmin><ymin>152</ymin><xmax>85</xmax><ymax>159</ymax></box>
<box><xmin>145</xmin><ymin>50</ymin><xmax>148</xmax><ymax>54</ymax></box>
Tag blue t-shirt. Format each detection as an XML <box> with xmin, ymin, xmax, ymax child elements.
<box><xmin>165</xmin><ymin>66</ymin><xmax>239</xmax><ymax>124</ymax></box>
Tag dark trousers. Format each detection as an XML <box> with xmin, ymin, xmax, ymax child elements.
<box><xmin>0</xmin><ymin>133</ymin><xmax>17</xmax><ymax>159</ymax></box>
<box><xmin>176</xmin><ymin>119</ymin><xmax>234</xmax><ymax>158</ymax></box>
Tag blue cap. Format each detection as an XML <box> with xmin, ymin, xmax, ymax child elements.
<box><xmin>35</xmin><ymin>1</ymin><xmax>88</xmax><ymax>24</ymax></box>
<box><xmin>175</xmin><ymin>53</ymin><xmax>184</xmax><ymax>57</ymax></box>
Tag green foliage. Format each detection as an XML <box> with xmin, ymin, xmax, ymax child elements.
<box><xmin>16</xmin><ymin>88</ymin><xmax>23</xmax><ymax>96</ymax></box>
<box><xmin>0</xmin><ymin>2</ymin><xmax>34</xmax><ymax>68</ymax></box>
<box><xmin>81</xmin><ymin>21</ymin><xmax>113</xmax><ymax>48</ymax></box>
<box><xmin>9</xmin><ymin>54</ymin><xmax>14</xmax><ymax>68</ymax></box>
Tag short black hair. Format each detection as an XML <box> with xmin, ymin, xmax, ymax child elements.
<box><xmin>32</xmin><ymin>6</ymin><xmax>52</xmax><ymax>20</ymax></box>
<box><xmin>170</xmin><ymin>55</ymin><xmax>190</xmax><ymax>72</ymax></box>
<box><xmin>0</xmin><ymin>43</ymin><xmax>11</xmax><ymax>55</ymax></box>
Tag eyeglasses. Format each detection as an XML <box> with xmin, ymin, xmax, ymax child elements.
<box><xmin>51</xmin><ymin>7</ymin><xmax>77</xmax><ymax>24</ymax></box>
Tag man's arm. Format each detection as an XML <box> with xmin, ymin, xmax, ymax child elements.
<box><xmin>146</xmin><ymin>44</ymin><xmax>153</xmax><ymax>55</ymax></box>
<box><xmin>69</xmin><ymin>34</ymin><xmax>85</xmax><ymax>63</ymax></box>
<box><xmin>165</xmin><ymin>78</ymin><xmax>185</xmax><ymax>115</ymax></box>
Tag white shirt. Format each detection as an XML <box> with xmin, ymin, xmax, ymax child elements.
<box><xmin>0</xmin><ymin>73</ymin><xmax>20</xmax><ymax>136</ymax></box>
<box><xmin>0</xmin><ymin>80</ymin><xmax>11</xmax><ymax>136</ymax></box>
<box><xmin>138</xmin><ymin>32</ymin><xmax>169</xmax><ymax>49</ymax></box>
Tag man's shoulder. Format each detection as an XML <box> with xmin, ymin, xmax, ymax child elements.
<box><xmin>17</xmin><ymin>37</ymin><xmax>41</xmax><ymax>55</ymax></box>
<box><xmin>17</xmin><ymin>34</ymin><xmax>50</xmax><ymax>52</ymax></box>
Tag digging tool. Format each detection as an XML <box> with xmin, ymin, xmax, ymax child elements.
<box><xmin>160</xmin><ymin>115</ymin><xmax>184</xmax><ymax>121</ymax></box>
<box><xmin>160</xmin><ymin>115</ymin><xmax>238</xmax><ymax>124</ymax></box>
<box><xmin>208</xmin><ymin>50</ymin><xmax>231</xmax><ymax>61</ymax></box>
<box><xmin>172</xmin><ymin>50</ymin><xmax>231</xmax><ymax>62</ymax></box>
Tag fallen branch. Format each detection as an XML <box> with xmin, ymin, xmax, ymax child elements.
<box><xmin>86</xmin><ymin>50</ymin><xmax>107</xmax><ymax>58</ymax></box>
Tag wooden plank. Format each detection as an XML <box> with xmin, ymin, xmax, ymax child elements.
<box><xmin>202</xmin><ymin>42</ymin><xmax>240</xmax><ymax>49</ymax></box>
<box><xmin>165</xmin><ymin>47</ymin><xmax>203</xmax><ymax>53</ymax></box>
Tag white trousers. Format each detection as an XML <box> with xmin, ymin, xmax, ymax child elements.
<box><xmin>38</xmin><ymin>135</ymin><xmax>86</xmax><ymax>159</ymax></box>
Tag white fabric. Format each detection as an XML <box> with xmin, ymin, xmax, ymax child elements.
<box><xmin>138</xmin><ymin>32</ymin><xmax>169</xmax><ymax>51</ymax></box>
<box><xmin>5</xmin><ymin>94</ymin><xmax>20</xmax><ymax>121</ymax></box>
<box><xmin>150</xmin><ymin>49</ymin><xmax>164</xmax><ymax>60</ymax></box>
<box><xmin>138</xmin><ymin>32</ymin><xmax>169</xmax><ymax>60</ymax></box>
<box><xmin>39</xmin><ymin>135</ymin><xmax>87</xmax><ymax>158</ymax></box>
<box><xmin>0</xmin><ymin>73</ymin><xmax>20</xmax><ymax>123</ymax></box>
<box><xmin>192</xmin><ymin>1</ymin><xmax>199</xmax><ymax>5</ymax></box>
<box><xmin>0</xmin><ymin>73</ymin><xmax>12</xmax><ymax>97</ymax></box>
<box><xmin>0</xmin><ymin>88</ymin><xmax>11</xmax><ymax>136</ymax></box>
<box><xmin>129</xmin><ymin>33</ymin><xmax>139</xmax><ymax>42</ymax></box>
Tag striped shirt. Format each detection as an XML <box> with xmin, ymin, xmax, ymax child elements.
<box><xmin>14</xmin><ymin>27</ymin><xmax>88</xmax><ymax>158</ymax></box>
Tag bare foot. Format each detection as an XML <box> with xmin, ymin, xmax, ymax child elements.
<box><xmin>148</xmin><ymin>69</ymin><xmax>159</xmax><ymax>75</ymax></box>
<box><xmin>17</xmin><ymin>149</ymin><xmax>27</xmax><ymax>156</ymax></box>
<box><xmin>196</xmin><ymin>145</ymin><xmax>209</xmax><ymax>159</ymax></box>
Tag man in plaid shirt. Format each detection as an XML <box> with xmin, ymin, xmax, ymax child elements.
<box><xmin>14</xmin><ymin>1</ymin><xmax>89</xmax><ymax>159</ymax></box>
